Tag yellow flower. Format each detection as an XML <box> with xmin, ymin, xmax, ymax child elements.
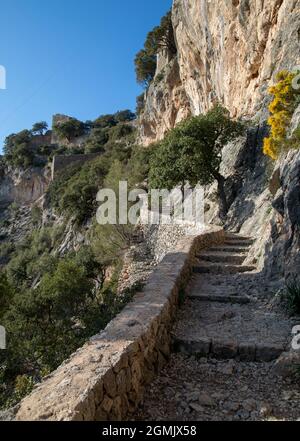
<box><xmin>263</xmin><ymin>70</ymin><xmax>299</xmax><ymax>160</ymax></box>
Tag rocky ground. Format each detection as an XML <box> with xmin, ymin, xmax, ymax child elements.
<box><xmin>134</xmin><ymin>354</ymin><xmax>300</xmax><ymax>421</ymax></box>
<box><xmin>133</xmin><ymin>233</ymin><xmax>300</xmax><ymax>421</ymax></box>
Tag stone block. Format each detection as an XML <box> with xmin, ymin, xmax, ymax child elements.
<box><xmin>211</xmin><ymin>340</ymin><xmax>238</xmax><ymax>359</ymax></box>
<box><xmin>256</xmin><ymin>344</ymin><xmax>285</xmax><ymax>362</ymax></box>
<box><xmin>100</xmin><ymin>395</ymin><xmax>113</xmax><ymax>414</ymax></box>
<box><xmin>238</xmin><ymin>343</ymin><xmax>256</xmax><ymax>361</ymax></box>
<box><xmin>116</xmin><ymin>369</ymin><xmax>128</xmax><ymax>396</ymax></box>
<box><xmin>190</xmin><ymin>338</ymin><xmax>212</xmax><ymax>356</ymax></box>
<box><xmin>103</xmin><ymin>369</ymin><xmax>117</xmax><ymax>398</ymax></box>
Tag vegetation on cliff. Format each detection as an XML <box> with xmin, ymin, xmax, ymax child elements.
<box><xmin>135</xmin><ymin>10</ymin><xmax>177</xmax><ymax>87</ymax></box>
<box><xmin>149</xmin><ymin>105</ymin><xmax>244</xmax><ymax>220</ymax></box>
<box><xmin>263</xmin><ymin>70</ymin><xmax>300</xmax><ymax>160</ymax></box>
<box><xmin>53</xmin><ymin>117</ymin><xmax>86</xmax><ymax>143</ymax></box>
<box><xmin>0</xmin><ymin>110</ymin><xmax>151</xmax><ymax>409</ymax></box>
<box><xmin>0</xmin><ymin>109</ymin><xmax>136</xmax><ymax>171</ymax></box>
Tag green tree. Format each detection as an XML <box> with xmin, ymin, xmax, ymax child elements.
<box><xmin>93</xmin><ymin>114</ymin><xmax>117</xmax><ymax>129</ymax></box>
<box><xmin>0</xmin><ymin>272</ymin><xmax>14</xmax><ymax>319</ymax></box>
<box><xmin>144</xmin><ymin>11</ymin><xmax>176</xmax><ymax>56</ymax></box>
<box><xmin>135</xmin><ymin>11</ymin><xmax>177</xmax><ymax>87</ymax></box>
<box><xmin>84</xmin><ymin>128</ymin><xmax>109</xmax><ymax>153</ymax></box>
<box><xmin>149</xmin><ymin>105</ymin><xmax>244</xmax><ymax>220</ymax></box>
<box><xmin>3</xmin><ymin>130</ymin><xmax>36</xmax><ymax>168</ymax></box>
<box><xmin>136</xmin><ymin>93</ymin><xmax>145</xmax><ymax>115</ymax></box>
<box><xmin>31</xmin><ymin>121</ymin><xmax>48</xmax><ymax>136</ymax></box>
<box><xmin>53</xmin><ymin>118</ymin><xmax>85</xmax><ymax>142</ymax></box>
<box><xmin>135</xmin><ymin>49</ymin><xmax>157</xmax><ymax>87</ymax></box>
<box><xmin>114</xmin><ymin>110</ymin><xmax>136</xmax><ymax>123</ymax></box>
<box><xmin>109</xmin><ymin>124</ymin><xmax>134</xmax><ymax>142</ymax></box>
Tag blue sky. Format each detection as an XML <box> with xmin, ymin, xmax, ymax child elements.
<box><xmin>0</xmin><ymin>0</ymin><xmax>172</xmax><ymax>152</ymax></box>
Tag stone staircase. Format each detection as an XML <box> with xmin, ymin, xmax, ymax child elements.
<box><xmin>135</xmin><ymin>233</ymin><xmax>300</xmax><ymax>421</ymax></box>
<box><xmin>172</xmin><ymin>233</ymin><xmax>290</xmax><ymax>362</ymax></box>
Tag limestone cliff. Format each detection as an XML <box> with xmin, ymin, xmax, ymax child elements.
<box><xmin>0</xmin><ymin>166</ymin><xmax>50</xmax><ymax>207</ymax></box>
<box><xmin>139</xmin><ymin>0</ymin><xmax>300</xmax><ymax>282</ymax></box>
<box><xmin>139</xmin><ymin>0</ymin><xmax>300</xmax><ymax>146</ymax></box>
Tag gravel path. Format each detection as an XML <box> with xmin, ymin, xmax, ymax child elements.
<box><xmin>134</xmin><ymin>355</ymin><xmax>300</xmax><ymax>421</ymax></box>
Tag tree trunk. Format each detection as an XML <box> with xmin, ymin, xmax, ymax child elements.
<box><xmin>215</xmin><ymin>173</ymin><xmax>228</xmax><ymax>222</ymax></box>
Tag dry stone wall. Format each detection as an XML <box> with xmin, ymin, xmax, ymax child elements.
<box><xmin>12</xmin><ymin>227</ymin><xmax>224</xmax><ymax>421</ymax></box>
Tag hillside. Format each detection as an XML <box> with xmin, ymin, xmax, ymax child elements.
<box><xmin>1</xmin><ymin>0</ymin><xmax>300</xmax><ymax>422</ymax></box>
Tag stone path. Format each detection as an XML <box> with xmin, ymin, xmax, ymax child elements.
<box><xmin>134</xmin><ymin>233</ymin><xmax>300</xmax><ymax>421</ymax></box>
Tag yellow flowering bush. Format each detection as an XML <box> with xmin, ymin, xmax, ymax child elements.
<box><xmin>263</xmin><ymin>70</ymin><xmax>300</xmax><ymax>160</ymax></box>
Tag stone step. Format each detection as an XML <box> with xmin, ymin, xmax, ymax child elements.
<box><xmin>172</xmin><ymin>299</ymin><xmax>291</xmax><ymax>363</ymax></box>
<box><xmin>209</xmin><ymin>246</ymin><xmax>250</xmax><ymax>254</ymax></box>
<box><xmin>225</xmin><ymin>234</ymin><xmax>253</xmax><ymax>241</ymax></box>
<box><xmin>188</xmin><ymin>292</ymin><xmax>250</xmax><ymax>304</ymax></box>
<box><xmin>224</xmin><ymin>239</ymin><xmax>254</xmax><ymax>247</ymax></box>
<box><xmin>172</xmin><ymin>336</ymin><xmax>285</xmax><ymax>362</ymax></box>
<box><xmin>193</xmin><ymin>261</ymin><xmax>256</xmax><ymax>274</ymax></box>
<box><xmin>196</xmin><ymin>251</ymin><xmax>245</xmax><ymax>265</ymax></box>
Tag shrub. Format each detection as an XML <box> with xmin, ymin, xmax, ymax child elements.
<box><xmin>13</xmin><ymin>375</ymin><xmax>35</xmax><ymax>401</ymax></box>
<box><xmin>283</xmin><ymin>279</ymin><xmax>300</xmax><ymax>314</ymax></box>
<box><xmin>108</xmin><ymin>124</ymin><xmax>134</xmax><ymax>142</ymax></box>
<box><xmin>93</xmin><ymin>114</ymin><xmax>117</xmax><ymax>129</ymax></box>
<box><xmin>136</xmin><ymin>93</ymin><xmax>145</xmax><ymax>115</ymax></box>
<box><xmin>0</xmin><ymin>242</ymin><xmax>14</xmax><ymax>265</ymax></box>
<box><xmin>114</xmin><ymin>110</ymin><xmax>135</xmax><ymax>123</ymax></box>
<box><xmin>84</xmin><ymin>128</ymin><xmax>109</xmax><ymax>153</ymax></box>
<box><xmin>31</xmin><ymin>206</ymin><xmax>42</xmax><ymax>226</ymax></box>
<box><xmin>47</xmin><ymin>157</ymin><xmax>111</xmax><ymax>224</ymax></box>
<box><xmin>0</xmin><ymin>272</ymin><xmax>14</xmax><ymax>318</ymax></box>
<box><xmin>263</xmin><ymin>70</ymin><xmax>300</xmax><ymax>160</ymax></box>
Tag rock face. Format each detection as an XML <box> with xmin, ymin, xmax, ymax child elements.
<box><xmin>139</xmin><ymin>0</ymin><xmax>300</xmax><ymax>146</ymax></box>
<box><xmin>202</xmin><ymin>123</ymin><xmax>300</xmax><ymax>281</ymax></box>
<box><xmin>0</xmin><ymin>166</ymin><xmax>50</xmax><ymax>207</ymax></box>
<box><xmin>139</xmin><ymin>58</ymin><xmax>191</xmax><ymax>146</ymax></box>
<box><xmin>139</xmin><ymin>0</ymin><xmax>300</xmax><ymax>281</ymax></box>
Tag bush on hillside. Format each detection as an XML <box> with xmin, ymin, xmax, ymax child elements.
<box><xmin>114</xmin><ymin>110</ymin><xmax>136</xmax><ymax>123</ymax></box>
<box><xmin>263</xmin><ymin>70</ymin><xmax>300</xmax><ymax>160</ymax></box>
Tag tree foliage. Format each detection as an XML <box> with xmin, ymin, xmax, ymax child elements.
<box><xmin>149</xmin><ymin>105</ymin><xmax>244</xmax><ymax>218</ymax></box>
<box><xmin>3</xmin><ymin>130</ymin><xmax>35</xmax><ymax>168</ymax></box>
<box><xmin>144</xmin><ymin>11</ymin><xmax>177</xmax><ymax>56</ymax></box>
<box><xmin>53</xmin><ymin>117</ymin><xmax>86</xmax><ymax>142</ymax></box>
<box><xmin>135</xmin><ymin>50</ymin><xmax>157</xmax><ymax>87</ymax></box>
<box><xmin>31</xmin><ymin>121</ymin><xmax>48</xmax><ymax>136</ymax></box>
<box><xmin>135</xmin><ymin>11</ymin><xmax>177</xmax><ymax>87</ymax></box>
<box><xmin>114</xmin><ymin>110</ymin><xmax>135</xmax><ymax>123</ymax></box>
<box><xmin>263</xmin><ymin>70</ymin><xmax>300</xmax><ymax>160</ymax></box>
<box><xmin>0</xmin><ymin>272</ymin><xmax>14</xmax><ymax>319</ymax></box>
